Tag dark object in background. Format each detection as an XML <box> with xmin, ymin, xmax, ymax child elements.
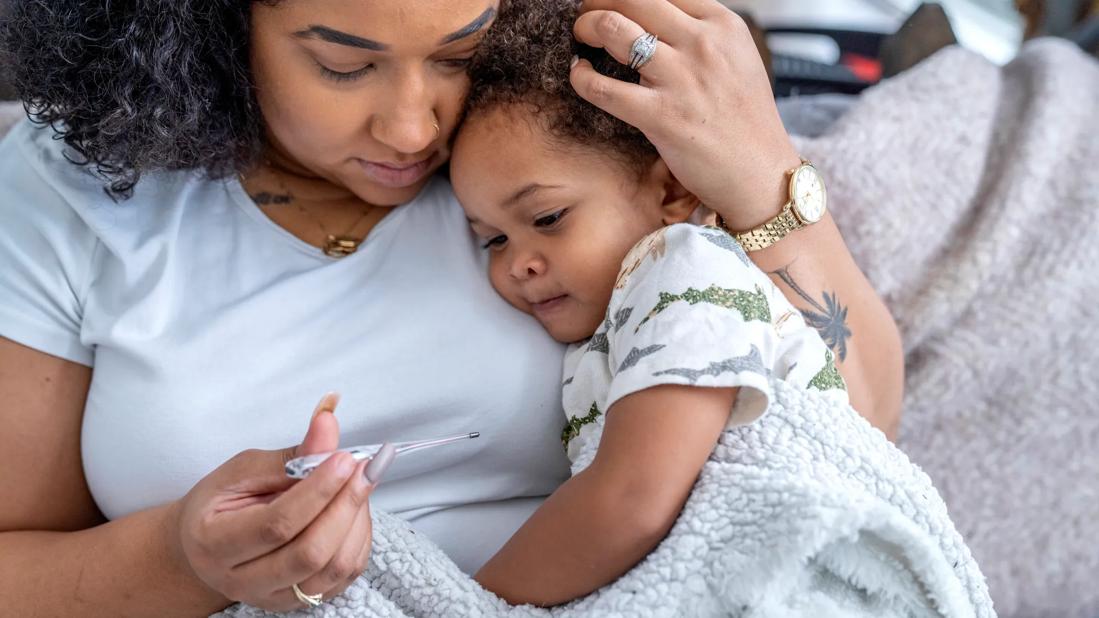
<box><xmin>1017</xmin><ymin>0</ymin><xmax>1099</xmax><ymax>55</ymax></box>
<box><xmin>766</xmin><ymin>27</ymin><xmax>886</xmax><ymax>97</ymax></box>
<box><xmin>879</xmin><ymin>4</ymin><xmax>958</xmax><ymax>78</ymax></box>
<box><xmin>0</xmin><ymin>0</ymin><xmax>12</xmax><ymax>100</ymax></box>
<box><xmin>0</xmin><ymin>63</ymin><xmax>13</xmax><ymax>101</ymax></box>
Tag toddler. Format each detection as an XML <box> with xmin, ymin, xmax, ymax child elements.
<box><xmin>449</xmin><ymin>0</ymin><xmax>848</xmax><ymax>606</ymax></box>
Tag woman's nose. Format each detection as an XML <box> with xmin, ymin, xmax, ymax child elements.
<box><xmin>370</xmin><ymin>72</ymin><xmax>437</xmax><ymax>155</ymax></box>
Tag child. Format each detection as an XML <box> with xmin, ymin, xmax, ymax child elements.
<box><xmin>449</xmin><ymin>0</ymin><xmax>848</xmax><ymax>607</ymax></box>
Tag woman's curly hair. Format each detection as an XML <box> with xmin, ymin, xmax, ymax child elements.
<box><xmin>1</xmin><ymin>1</ymin><xmax>270</xmax><ymax>199</ymax></box>
<box><xmin>463</xmin><ymin>0</ymin><xmax>658</xmax><ymax>176</ymax></box>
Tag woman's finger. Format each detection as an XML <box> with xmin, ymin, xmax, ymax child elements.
<box><xmin>299</xmin><ymin>392</ymin><xmax>342</xmax><ymax>456</ymax></box>
<box><xmin>237</xmin><ymin>456</ymin><xmax>374</xmax><ymax>591</ymax></box>
<box><xmin>573</xmin><ymin>10</ymin><xmax>679</xmax><ymax>83</ymax></box>
<box><xmin>207</xmin><ymin>451</ymin><xmax>357</xmax><ymax>562</ymax></box>
<box><xmin>578</xmin><ymin>0</ymin><xmax>697</xmax><ymax>43</ymax></box>
<box><xmin>569</xmin><ymin>57</ymin><xmax>659</xmax><ymax>130</ymax></box>
<box><xmin>292</xmin><ymin>472</ymin><xmax>373</xmax><ymax>599</ymax></box>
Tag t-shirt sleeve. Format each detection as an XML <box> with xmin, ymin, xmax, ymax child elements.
<box><xmin>0</xmin><ymin>123</ymin><xmax>98</xmax><ymax>366</ymax></box>
<box><xmin>603</xmin><ymin>224</ymin><xmax>839</xmax><ymax>428</ymax></box>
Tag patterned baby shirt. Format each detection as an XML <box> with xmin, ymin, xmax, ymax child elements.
<box><xmin>560</xmin><ymin>223</ymin><xmax>848</xmax><ymax>473</ymax></box>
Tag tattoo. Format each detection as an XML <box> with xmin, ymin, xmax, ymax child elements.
<box><xmin>770</xmin><ymin>266</ymin><xmax>852</xmax><ymax>362</ymax></box>
<box><xmin>249</xmin><ymin>192</ymin><xmax>294</xmax><ymax>206</ymax></box>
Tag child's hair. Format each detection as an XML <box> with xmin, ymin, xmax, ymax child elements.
<box><xmin>462</xmin><ymin>0</ymin><xmax>659</xmax><ymax>177</ymax></box>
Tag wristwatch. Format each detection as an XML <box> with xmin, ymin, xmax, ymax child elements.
<box><xmin>721</xmin><ymin>158</ymin><xmax>827</xmax><ymax>252</ymax></box>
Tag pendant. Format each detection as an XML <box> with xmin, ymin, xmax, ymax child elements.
<box><xmin>324</xmin><ymin>235</ymin><xmax>360</xmax><ymax>258</ymax></box>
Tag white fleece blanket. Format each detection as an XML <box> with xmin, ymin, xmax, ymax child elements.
<box><xmin>213</xmin><ymin>378</ymin><xmax>992</xmax><ymax>618</ymax></box>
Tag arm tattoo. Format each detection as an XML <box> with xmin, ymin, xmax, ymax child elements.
<box><xmin>249</xmin><ymin>192</ymin><xmax>294</xmax><ymax>206</ymax></box>
<box><xmin>769</xmin><ymin>265</ymin><xmax>852</xmax><ymax>362</ymax></box>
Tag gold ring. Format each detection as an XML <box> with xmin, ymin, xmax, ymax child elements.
<box><xmin>432</xmin><ymin>120</ymin><xmax>440</xmax><ymax>139</ymax></box>
<box><xmin>292</xmin><ymin>583</ymin><xmax>324</xmax><ymax>607</ymax></box>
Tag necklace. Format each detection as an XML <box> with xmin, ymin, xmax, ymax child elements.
<box><xmin>264</xmin><ymin>162</ymin><xmax>374</xmax><ymax>258</ymax></box>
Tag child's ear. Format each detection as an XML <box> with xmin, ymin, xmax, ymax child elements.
<box><xmin>645</xmin><ymin>158</ymin><xmax>702</xmax><ymax>225</ymax></box>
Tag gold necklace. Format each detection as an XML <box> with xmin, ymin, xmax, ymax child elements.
<box><xmin>265</xmin><ymin>163</ymin><xmax>374</xmax><ymax>258</ymax></box>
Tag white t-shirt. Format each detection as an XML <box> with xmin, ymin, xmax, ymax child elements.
<box><xmin>561</xmin><ymin>224</ymin><xmax>848</xmax><ymax>473</ymax></box>
<box><xmin>0</xmin><ymin>120</ymin><xmax>571</xmax><ymax>574</ymax></box>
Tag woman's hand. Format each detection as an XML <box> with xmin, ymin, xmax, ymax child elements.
<box><xmin>171</xmin><ymin>394</ymin><xmax>381</xmax><ymax>612</ymax></box>
<box><xmin>570</xmin><ymin>0</ymin><xmax>800</xmax><ymax>230</ymax></box>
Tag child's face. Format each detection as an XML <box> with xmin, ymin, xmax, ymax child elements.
<box><xmin>451</xmin><ymin>108</ymin><xmax>671</xmax><ymax>343</ymax></box>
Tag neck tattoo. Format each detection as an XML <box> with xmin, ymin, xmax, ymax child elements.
<box><xmin>252</xmin><ymin>163</ymin><xmax>374</xmax><ymax>258</ymax></box>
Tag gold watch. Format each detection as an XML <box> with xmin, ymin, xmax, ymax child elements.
<box><xmin>722</xmin><ymin>158</ymin><xmax>828</xmax><ymax>252</ymax></box>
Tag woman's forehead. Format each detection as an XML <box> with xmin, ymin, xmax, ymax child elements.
<box><xmin>274</xmin><ymin>0</ymin><xmax>500</xmax><ymax>51</ymax></box>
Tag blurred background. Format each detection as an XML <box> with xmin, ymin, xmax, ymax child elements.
<box><xmin>724</xmin><ymin>0</ymin><xmax>1098</xmax><ymax>96</ymax></box>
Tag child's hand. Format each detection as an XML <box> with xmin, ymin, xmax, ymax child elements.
<box><xmin>570</xmin><ymin>0</ymin><xmax>800</xmax><ymax>231</ymax></box>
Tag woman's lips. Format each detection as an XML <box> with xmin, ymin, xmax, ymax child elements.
<box><xmin>357</xmin><ymin>154</ymin><xmax>436</xmax><ymax>188</ymax></box>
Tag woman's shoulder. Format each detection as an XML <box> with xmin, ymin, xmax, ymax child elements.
<box><xmin>0</xmin><ymin>119</ymin><xmax>232</xmax><ymax>244</ymax></box>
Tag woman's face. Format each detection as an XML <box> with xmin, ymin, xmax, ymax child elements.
<box><xmin>250</xmin><ymin>0</ymin><xmax>498</xmax><ymax>206</ymax></box>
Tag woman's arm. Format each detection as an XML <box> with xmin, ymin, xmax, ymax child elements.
<box><xmin>568</xmin><ymin>0</ymin><xmax>903</xmax><ymax>437</ymax></box>
<box><xmin>750</xmin><ymin>205</ymin><xmax>904</xmax><ymax>439</ymax></box>
<box><xmin>0</xmin><ymin>337</ymin><xmax>229</xmax><ymax>615</ymax></box>
<box><xmin>0</xmin><ymin>337</ymin><xmax>384</xmax><ymax>614</ymax></box>
<box><xmin>475</xmin><ymin>384</ymin><xmax>736</xmax><ymax>606</ymax></box>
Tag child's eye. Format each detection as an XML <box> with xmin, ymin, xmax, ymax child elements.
<box><xmin>534</xmin><ymin>210</ymin><xmax>567</xmax><ymax>228</ymax></box>
<box><xmin>482</xmin><ymin>234</ymin><xmax>507</xmax><ymax>250</ymax></box>
<box><xmin>439</xmin><ymin>57</ymin><xmax>474</xmax><ymax>70</ymax></box>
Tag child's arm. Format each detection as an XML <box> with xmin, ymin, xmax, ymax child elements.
<box><xmin>474</xmin><ymin>383</ymin><xmax>737</xmax><ymax>607</ymax></box>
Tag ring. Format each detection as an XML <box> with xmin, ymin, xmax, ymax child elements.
<box><xmin>432</xmin><ymin>119</ymin><xmax>440</xmax><ymax>139</ymax></box>
<box><xmin>292</xmin><ymin>583</ymin><xmax>324</xmax><ymax>608</ymax></box>
<box><xmin>628</xmin><ymin>32</ymin><xmax>658</xmax><ymax>71</ymax></box>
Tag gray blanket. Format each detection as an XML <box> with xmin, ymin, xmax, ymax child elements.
<box><xmin>793</xmin><ymin>38</ymin><xmax>1099</xmax><ymax>618</ymax></box>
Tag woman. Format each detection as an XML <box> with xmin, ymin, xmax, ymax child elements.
<box><xmin>0</xmin><ymin>0</ymin><xmax>903</xmax><ymax>613</ymax></box>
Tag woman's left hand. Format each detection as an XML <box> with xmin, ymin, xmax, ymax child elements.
<box><xmin>570</xmin><ymin>0</ymin><xmax>800</xmax><ymax>231</ymax></box>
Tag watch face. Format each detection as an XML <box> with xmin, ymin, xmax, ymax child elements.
<box><xmin>791</xmin><ymin>165</ymin><xmax>827</xmax><ymax>223</ymax></box>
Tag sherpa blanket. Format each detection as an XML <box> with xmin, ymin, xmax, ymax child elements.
<box><xmin>214</xmin><ymin>377</ymin><xmax>991</xmax><ymax>618</ymax></box>
<box><xmin>792</xmin><ymin>39</ymin><xmax>1099</xmax><ymax>618</ymax></box>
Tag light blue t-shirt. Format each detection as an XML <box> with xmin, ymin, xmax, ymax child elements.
<box><xmin>0</xmin><ymin>120</ymin><xmax>571</xmax><ymax>574</ymax></box>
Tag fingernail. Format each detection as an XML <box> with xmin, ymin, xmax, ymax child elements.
<box><xmin>570</xmin><ymin>54</ymin><xmax>579</xmax><ymax>69</ymax></box>
<box><xmin>364</xmin><ymin>442</ymin><xmax>396</xmax><ymax>485</ymax></box>
<box><xmin>311</xmin><ymin>392</ymin><xmax>340</xmax><ymax>420</ymax></box>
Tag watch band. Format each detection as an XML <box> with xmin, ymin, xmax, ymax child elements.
<box><xmin>723</xmin><ymin>202</ymin><xmax>802</xmax><ymax>252</ymax></box>
<box><xmin>720</xmin><ymin>157</ymin><xmax>819</xmax><ymax>253</ymax></box>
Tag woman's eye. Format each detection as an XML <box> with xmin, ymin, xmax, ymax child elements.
<box><xmin>318</xmin><ymin>63</ymin><xmax>376</xmax><ymax>82</ymax></box>
<box><xmin>482</xmin><ymin>235</ymin><xmax>507</xmax><ymax>250</ymax></box>
<box><xmin>534</xmin><ymin>210</ymin><xmax>566</xmax><ymax>228</ymax></box>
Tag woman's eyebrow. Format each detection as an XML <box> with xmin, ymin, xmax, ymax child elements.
<box><xmin>294</xmin><ymin>25</ymin><xmax>389</xmax><ymax>51</ymax></box>
<box><xmin>440</xmin><ymin>7</ymin><xmax>497</xmax><ymax>45</ymax></box>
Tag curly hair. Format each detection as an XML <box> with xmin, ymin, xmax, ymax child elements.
<box><xmin>463</xmin><ymin>0</ymin><xmax>658</xmax><ymax>176</ymax></box>
<box><xmin>1</xmin><ymin>1</ymin><xmax>270</xmax><ymax>199</ymax></box>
